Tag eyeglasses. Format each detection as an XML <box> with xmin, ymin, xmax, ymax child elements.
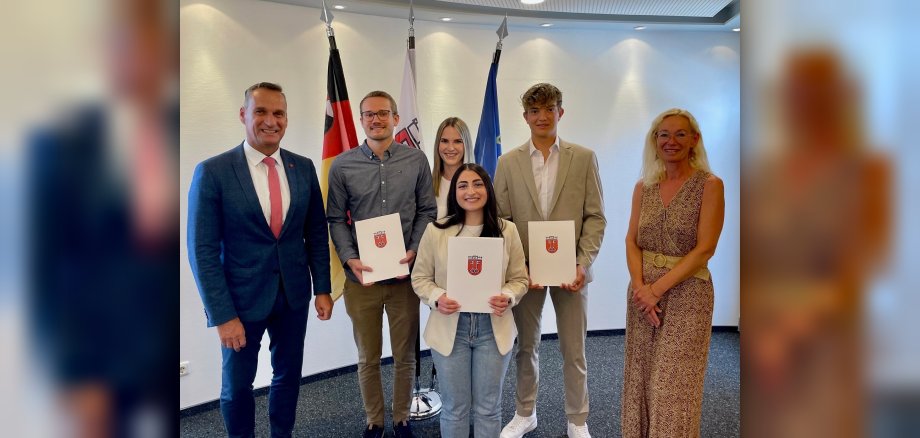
<box><xmin>360</xmin><ymin>110</ymin><xmax>393</xmax><ymax>121</ymax></box>
<box><xmin>655</xmin><ymin>130</ymin><xmax>692</xmax><ymax>141</ymax></box>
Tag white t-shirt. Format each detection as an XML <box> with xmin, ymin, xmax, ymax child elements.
<box><xmin>457</xmin><ymin>223</ymin><xmax>483</xmax><ymax>237</ymax></box>
<box><xmin>436</xmin><ymin>176</ymin><xmax>452</xmax><ymax>220</ymax></box>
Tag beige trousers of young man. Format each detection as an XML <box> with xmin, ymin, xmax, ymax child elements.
<box><xmin>343</xmin><ymin>279</ymin><xmax>420</xmax><ymax>426</ymax></box>
<box><xmin>511</xmin><ymin>285</ymin><xmax>590</xmax><ymax>425</ymax></box>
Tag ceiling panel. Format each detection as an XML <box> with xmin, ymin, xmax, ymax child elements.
<box><xmin>437</xmin><ymin>0</ymin><xmax>734</xmax><ymax>17</ymax></box>
<box><xmin>263</xmin><ymin>0</ymin><xmax>741</xmax><ymax>30</ymax></box>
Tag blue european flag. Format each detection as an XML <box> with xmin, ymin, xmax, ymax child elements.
<box><xmin>474</xmin><ymin>57</ymin><xmax>501</xmax><ymax>178</ymax></box>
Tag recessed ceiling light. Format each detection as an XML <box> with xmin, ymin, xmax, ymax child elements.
<box><xmin>540</xmin><ymin>23</ymin><xmax>553</xmax><ymax>27</ymax></box>
<box><xmin>440</xmin><ymin>17</ymin><xmax>452</xmax><ymax>22</ymax></box>
<box><xmin>634</xmin><ymin>25</ymin><xmax>647</xmax><ymax>30</ymax></box>
<box><xmin>333</xmin><ymin>5</ymin><xmax>345</xmax><ymax>10</ymax></box>
<box><xmin>521</xmin><ymin>0</ymin><xmax>545</xmax><ymax>4</ymax></box>
<box><xmin>732</xmin><ymin>27</ymin><xmax>741</xmax><ymax>32</ymax></box>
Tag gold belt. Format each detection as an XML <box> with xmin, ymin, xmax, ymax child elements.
<box><xmin>642</xmin><ymin>250</ymin><xmax>711</xmax><ymax>282</ymax></box>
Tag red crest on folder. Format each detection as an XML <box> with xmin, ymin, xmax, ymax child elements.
<box><xmin>546</xmin><ymin>236</ymin><xmax>559</xmax><ymax>254</ymax></box>
<box><xmin>467</xmin><ymin>256</ymin><xmax>483</xmax><ymax>276</ymax></box>
<box><xmin>374</xmin><ymin>231</ymin><xmax>387</xmax><ymax>248</ymax></box>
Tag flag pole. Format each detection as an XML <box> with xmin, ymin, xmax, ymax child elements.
<box><xmin>408</xmin><ymin>1</ymin><xmax>415</xmax><ymax>48</ymax></box>
<box><xmin>321</xmin><ymin>0</ymin><xmax>337</xmax><ymax>47</ymax></box>
<box><xmin>494</xmin><ymin>14</ymin><xmax>508</xmax><ymax>60</ymax></box>
<box><xmin>406</xmin><ymin>0</ymin><xmax>443</xmax><ymax>422</ymax></box>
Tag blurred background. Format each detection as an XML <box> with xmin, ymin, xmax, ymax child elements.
<box><xmin>1</xmin><ymin>0</ymin><xmax>177</xmax><ymax>436</ymax></box>
<box><xmin>742</xmin><ymin>0</ymin><xmax>919</xmax><ymax>437</ymax></box>
<box><xmin>0</xmin><ymin>0</ymin><xmax>916</xmax><ymax>436</ymax></box>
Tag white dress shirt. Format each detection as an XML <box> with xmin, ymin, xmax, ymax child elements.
<box><xmin>529</xmin><ymin>138</ymin><xmax>560</xmax><ymax>219</ymax></box>
<box><xmin>243</xmin><ymin>141</ymin><xmax>291</xmax><ymax>227</ymax></box>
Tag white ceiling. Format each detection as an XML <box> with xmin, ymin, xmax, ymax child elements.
<box><xmin>264</xmin><ymin>0</ymin><xmax>742</xmax><ymax>31</ymax></box>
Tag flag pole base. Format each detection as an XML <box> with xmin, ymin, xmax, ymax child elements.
<box><xmin>408</xmin><ymin>387</ymin><xmax>442</xmax><ymax>420</ymax></box>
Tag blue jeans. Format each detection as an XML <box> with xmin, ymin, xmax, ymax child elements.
<box><xmin>431</xmin><ymin>313</ymin><xmax>512</xmax><ymax>438</ymax></box>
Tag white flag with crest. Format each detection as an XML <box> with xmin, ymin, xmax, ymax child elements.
<box><xmin>394</xmin><ymin>44</ymin><xmax>423</xmax><ymax>149</ymax></box>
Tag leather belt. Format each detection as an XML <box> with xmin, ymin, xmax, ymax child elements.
<box><xmin>642</xmin><ymin>250</ymin><xmax>711</xmax><ymax>282</ymax></box>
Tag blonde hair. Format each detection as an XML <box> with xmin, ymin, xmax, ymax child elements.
<box><xmin>641</xmin><ymin>108</ymin><xmax>711</xmax><ymax>186</ymax></box>
<box><xmin>432</xmin><ymin>117</ymin><xmax>474</xmax><ymax>195</ymax></box>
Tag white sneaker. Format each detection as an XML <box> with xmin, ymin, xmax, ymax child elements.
<box><xmin>567</xmin><ymin>421</ymin><xmax>591</xmax><ymax>438</ymax></box>
<box><xmin>500</xmin><ymin>412</ymin><xmax>537</xmax><ymax>438</ymax></box>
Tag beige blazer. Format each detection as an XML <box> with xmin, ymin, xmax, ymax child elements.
<box><xmin>411</xmin><ymin>220</ymin><xmax>529</xmax><ymax>356</ymax></box>
<box><xmin>493</xmin><ymin>139</ymin><xmax>606</xmax><ymax>281</ymax></box>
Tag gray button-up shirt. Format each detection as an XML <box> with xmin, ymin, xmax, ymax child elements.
<box><xmin>327</xmin><ymin>141</ymin><xmax>437</xmax><ymax>283</ymax></box>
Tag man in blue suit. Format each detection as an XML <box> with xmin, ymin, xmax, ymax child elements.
<box><xmin>188</xmin><ymin>82</ymin><xmax>332</xmax><ymax>438</ymax></box>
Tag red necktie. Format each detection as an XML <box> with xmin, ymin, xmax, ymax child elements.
<box><xmin>262</xmin><ymin>156</ymin><xmax>282</xmax><ymax>238</ymax></box>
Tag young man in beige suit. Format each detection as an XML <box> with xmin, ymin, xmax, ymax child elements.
<box><xmin>495</xmin><ymin>83</ymin><xmax>606</xmax><ymax>438</ymax></box>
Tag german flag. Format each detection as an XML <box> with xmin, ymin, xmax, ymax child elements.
<box><xmin>321</xmin><ymin>40</ymin><xmax>358</xmax><ymax>301</ymax></box>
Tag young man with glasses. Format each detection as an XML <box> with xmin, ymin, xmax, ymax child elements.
<box><xmin>327</xmin><ymin>90</ymin><xmax>437</xmax><ymax>438</ymax></box>
<box><xmin>495</xmin><ymin>83</ymin><xmax>606</xmax><ymax>438</ymax></box>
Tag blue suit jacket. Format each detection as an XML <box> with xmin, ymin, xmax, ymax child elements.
<box><xmin>188</xmin><ymin>144</ymin><xmax>331</xmax><ymax>326</ymax></box>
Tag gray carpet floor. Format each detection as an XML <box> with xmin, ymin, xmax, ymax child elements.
<box><xmin>180</xmin><ymin>330</ymin><xmax>739</xmax><ymax>437</ymax></box>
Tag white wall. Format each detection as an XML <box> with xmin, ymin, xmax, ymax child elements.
<box><xmin>179</xmin><ymin>0</ymin><xmax>740</xmax><ymax>409</ymax></box>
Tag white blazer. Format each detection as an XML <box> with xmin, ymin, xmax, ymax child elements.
<box><xmin>411</xmin><ymin>219</ymin><xmax>529</xmax><ymax>356</ymax></box>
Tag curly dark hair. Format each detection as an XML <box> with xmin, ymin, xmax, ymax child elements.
<box><xmin>521</xmin><ymin>82</ymin><xmax>562</xmax><ymax>109</ymax></box>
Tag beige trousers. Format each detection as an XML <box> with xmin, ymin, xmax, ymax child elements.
<box><xmin>343</xmin><ymin>279</ymin><xmax>420</xmax><ymax>426</ymax></box>
<box><xmin>511</xmin><ymin>285</ymin><xmax>590</xmax><ymax>425</ymax></box>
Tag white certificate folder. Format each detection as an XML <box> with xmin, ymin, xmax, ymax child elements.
<box><xmin>354</xmin><ymin>213</ymin><xmax>409</xmax><ymax>284</ymax></box>
<box><xmin>528</xmin><ymin>220</ymin><xmax>576</xmax><ymax>286</ymax></box>
<box><xmin>447</xmin><ymin>236</ymin><xmax>503</xmax><ymax>313</ymax></box>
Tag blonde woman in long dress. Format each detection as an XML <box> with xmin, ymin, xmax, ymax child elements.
<box><xmin>621</xmin><ymin>108</ymin><xmax>725</xmax><ymax>438</ymax></box>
